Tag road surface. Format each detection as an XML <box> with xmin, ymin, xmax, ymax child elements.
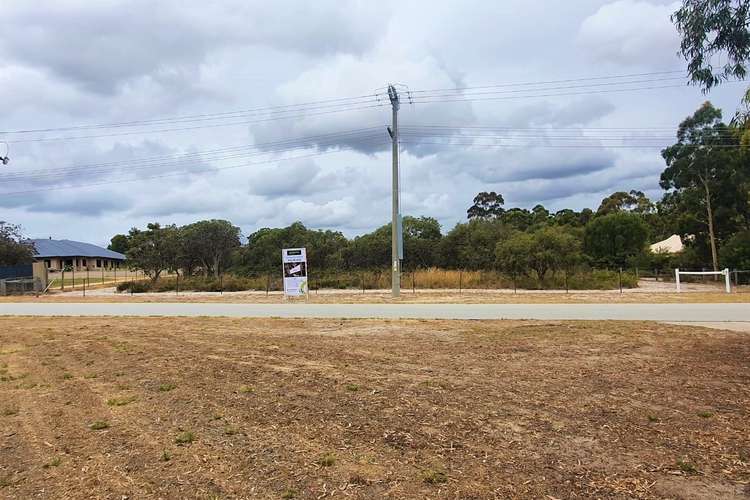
<box><xmin>0</xmin><ymin>302</ymin><xmax>749</xmax><ymax>322</ymax></box>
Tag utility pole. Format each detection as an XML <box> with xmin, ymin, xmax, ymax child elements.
<box><xmin>388</xmin><ymin>84</ymin><xmax>401</xmax><ymax>297</ymax></box>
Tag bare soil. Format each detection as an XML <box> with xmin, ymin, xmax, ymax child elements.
<box><xmin>3</xmin><ymin>285</ymin><xmax>750</xmax><ymax>305</ymax></box>
<box><xmin>0</xmin><ymin>318</ymin><xmax>748</xmax><ymax>499</ymax></box>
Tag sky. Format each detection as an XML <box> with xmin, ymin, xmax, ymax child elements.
<box><xmin>0</xmin><ymin>0</ymin><xmax>746</xmax><ymax>246</ymax></box>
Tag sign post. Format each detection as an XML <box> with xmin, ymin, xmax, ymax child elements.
<box><xmin>282</xmin><ymin>248</ymin><xmax>308</xmax><ymax>299</ymax></box>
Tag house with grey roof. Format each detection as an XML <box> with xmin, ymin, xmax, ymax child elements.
<box><xmin>28</xmin><ymin>238</ymin><xmax>125</xmax><ymax>271</ymax></box>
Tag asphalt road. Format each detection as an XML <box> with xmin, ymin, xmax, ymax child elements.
<box><xmin>0</xmin><ymin>302</ymin><xmax>749</xmax><ymax>322</ymax></box>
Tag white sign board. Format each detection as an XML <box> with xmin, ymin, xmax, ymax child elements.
<box><xmin>282</xmin><ymin>248</ymin><xmax>308</xmax><ymax>297</ymax></box>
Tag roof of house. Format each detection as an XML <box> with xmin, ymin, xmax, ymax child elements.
<box><xmin>28</xmin><ymin>239</ymin><xmax>126</xmax><ymax>260</ymax></box>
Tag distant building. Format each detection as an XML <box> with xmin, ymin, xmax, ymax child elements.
<box><xmin>649</xmin><ymin>234</ymin><xmax>684</xmax><ymax>254</ymax></box>
<box><xmin>28</xmin><ymin>239</ymin><xmax>126</xmax><ymax>271</ymax></box>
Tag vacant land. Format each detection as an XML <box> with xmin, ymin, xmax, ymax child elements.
<box><xmin>2</xmin><ymin>286</ymin><xmax>750</xmax><ymax>305</ymax></box>
<box><xmin>0</xmin><ymin>318</ymin><xmax>748</xmax><ymax>499</ymax></box>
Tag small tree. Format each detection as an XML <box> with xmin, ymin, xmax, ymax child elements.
<box><xmin>0</xmin><ymin>222</ymin><xmax>34</xmax><ymax>266</ymax></box>
<box><xmin>584</xmin><ymin>213</ymin><xmax>649</xmax><ymax>268</ymax></box>
<box><xmin>181</xmin><ymin>220</ymin><xmax>241</xmax><ymax>277</ymax></box>
<box><xmin>108</xmin><ymin>234</ymin><xmax>129</xmax><ymax>254</ymax></box>
<box><xmin>125</xmin><ymin>223</ymin><xmax>181</xmax><ymax>282</ymax></box>
<box><xmin>720</xmin><ymin>230</ymin><xmax>750</xmax><ymax>270</ymax></box>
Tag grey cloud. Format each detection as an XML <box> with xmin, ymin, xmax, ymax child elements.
<box><xmin>0</xmin><ymin>1</ymin><xmax>388</xmax><ymax>94</ymax></box>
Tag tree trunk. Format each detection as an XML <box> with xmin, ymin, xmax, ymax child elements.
<box><xmin>702</xmin><ymin>176</ymin><xmax>720</xmax><ymax>272</ymax></box>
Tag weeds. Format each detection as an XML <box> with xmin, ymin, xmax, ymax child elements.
<box><xmin>158</xmin><ymin>383</ymin><xmax>176</xmax><ymax>392</ymax></box>
<box><xmin>239</xmin><ymin>385</ymin><xmax>254</xmax><ymax>394</ymax></box>
<box><xmin>281</xmin><ymin>489</ymin><xmax>298</xmax><ymax>499</ymax></box>
<box><xmin>2</xmin><ymin>408</ymin><xmax>18</xmax><ymax>417</ymax></box>
<box><xmin>422</xmin><ymin>468</ymin><xmax>448</xmax><ymax>484</ymax></box>
<box><xmin>161</xmin><ymin>450</ymin><xmax>172</xmax><ymax>462</ymax></box>
<box><xmin>345</xmin><ymin>384</ymin><xmax>360</xmax><ymax>392</ymax></box>
<box><xmin>647</xmin><ymin>415</ymin><xmax>659</xmax><ymax>423</ymax></box>
<box><xmin>697</xmin><ymin>410</ymin><xmax>714</xmax><ymax>418</ymax></box>
<box><xmin>318</xmin><ymin>453</ymin><xmax>336</xmax><ymax>467</ymax></box>
<box><xmin>106</xmin><ymin>396</ymin><xmax>136</xmax><ymax>407</ymax></box>
<box><xmin>90</xmin><ymin>420</ymin><xmax>109</xmax><ymax>430</ymax></box>
<box><xmin>676</xmin><ymin>459</ymin><xmax>697</xmax><ymax>474</ymax></box>
<box><xmin>42</xmin><ymin>457</ymin><xmax>62</xmax><ymax>469</ymax></box>
<box><xmin>223</xmin><ymin>426</ymin><xmax>238</xmax><ymax>436</ymax></box>
<box><xmin>175</xmin><ymin>431</ymin><xmax>195</xmax><ymax>444</ymax></box>
<box><xmin>62</xmin><ymin>373</ymin><xmax>73</xmax><ymax>380</ymax></box>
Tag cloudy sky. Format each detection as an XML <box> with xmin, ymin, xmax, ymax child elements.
<box><xmin>0</xmin><ymin>0</ymin><xmax>745</xmax><ymax>246</ymax></box>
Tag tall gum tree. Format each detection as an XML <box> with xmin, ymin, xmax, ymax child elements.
<box><xmin>661</xmin><ymin>102</ymin><xmax>739</xmax><ymax>271</ymax></box>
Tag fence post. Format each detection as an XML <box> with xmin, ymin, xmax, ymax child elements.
<box><xmin>513</xmin><ymin>273</ymin><xmax>517</xmax><ymax>294</ymax></box>
<box><xmin>361</xmin><ymin>273</ymin><xmax>365</xmax><ymax>294</ymax></box>
<box><xmin>220</xmin><ymin>273</ymin><xmax>223</xmax><ymax>295</ymax></box>
<box><xmin>619</xmin><ymin>268</ymin><xmax>623</xmax><ymax>294</ymax></box>
<box><xmin>266</xmin><ymin>274</ymin><xmax>270</xmax><ymax>296</ymax></box>
<box><xmin>61</xmin><ymin>269</ymin><xmax>65</xmax><ymax>291</ymax></box>
<box><xmin>675</xmin><ymin>268</ymin><xmax>681</xmax><ymax>292</ymax></box>
<box><xmin>87</xmin><ymin>268</ymin><xmax>90</xmax><ymax>288</ymax></box>
<box><xmin>176</xmin><ymin>273</ymin><xmax>179</xmax><ymax>296</ymax></box>
<box><xmin>412</xmin><ymin>271</ymin><xmax>415</xmax><ymax>294</ymax></box>
<box><xmin>83</xmin><ymin>279</ymin><xmax>86</xmax><ymax>297</ymax></box>
<box><xmin>565</xmin><ymin>269</ymin><xmax>569</xmax><ymax>294</ymax></box>
<box><xmin>72</xmin><ymin>266</ymin><xmax>75</xmax><ymax>291</ymax></box>
<box><xmin>655</xmin><ymin>268</ymin><xmax>659</xmax><ymax>282</ymax></box>
<box><xmin>724</xmin><ymin>268</ymin><xmax>731</xmax><ymax>294</ymax></box>
<box><xmin>458</xmin><ymin>270</ymin><xmax>462</xmax><ymax>294</ymax></box>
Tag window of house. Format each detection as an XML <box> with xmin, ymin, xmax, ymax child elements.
<box><xmin>96</xmin><ymin>259</ymin><xmax>102</xmax><ymax>267</ymax></box>
<box><xmin>45</xmin><ymin>260</ymin><xmax>51</xmax><ymax>268</ymax></box>
<box><xmin>65</xmin><ymin>259</ymin><xmax>73</xmax><ymax>267</ymax></box>
<box><xmin>82</xmin><ymin>259</ymin><xmax>87</xmax><ymax>267</ymax></box>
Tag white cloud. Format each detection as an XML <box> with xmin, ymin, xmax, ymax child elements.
<box><xmin>577</xmin><ymin>1</ymin><xmax>682</xmax><ymax>68</ymax></box>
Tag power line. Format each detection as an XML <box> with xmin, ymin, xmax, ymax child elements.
<box><xmin>0</xmin><ymin>127</ymin><xmax>385</xmax><ymax>181</ymax></box>
<box><xmin>404</xmin><ymin>76</ymin><xmax>686</xmax><ymax>100</ymax></box>
<box><xmin>405</xmin><ymin>70</ymin><xmax>687</xmax><ymax>94</ymax></box>
<box><xmin>0</xmin><ymin>94</ymin><xmax>384</xmax><ymax>135</ymax></box>
<box><xmin>0</xmin><ymin>140</ymin><xmax>391</xmax><ymax>197</ymax></box>
<box><xmin>4</xmin><ymin>104</ymin><xmax>385</xmax><ymax>144</ymax></box>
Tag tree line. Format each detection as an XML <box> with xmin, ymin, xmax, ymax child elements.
<box><xmin>2</xmin><ymin>100</ymin><xmax>749</xmax><ymax>279</ymax></box>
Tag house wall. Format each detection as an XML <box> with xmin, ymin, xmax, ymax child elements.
<box><xmin>40</xmin><ymin>257</ymin><xmax>123</xmax><ymax>271</ymax></box>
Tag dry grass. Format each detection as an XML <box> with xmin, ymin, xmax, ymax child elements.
<box><xmin>0</xmin><ymin>317</ymin><xmax>748</xmax><ymax>498</ymax></box>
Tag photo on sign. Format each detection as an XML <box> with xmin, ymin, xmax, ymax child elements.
<box><xmin>283</xmin><ymin>261</ymin><xmax>307</xmax><ymax>278</ymax></box>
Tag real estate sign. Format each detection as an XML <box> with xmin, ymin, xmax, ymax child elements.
<box><xmin>282</xmin><ymin>248</ymin><xmax>308</xmax><ymax>297</ymax></box>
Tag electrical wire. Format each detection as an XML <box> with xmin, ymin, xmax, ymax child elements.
<box><xmin>3</xmin><ymin>104</ymin><xmax>386</xmax><ymax>144</ymax></box>
<box><xmin>0</xmin><ymin>127</ymin><xmax>385</xmax><ymax>181</ymax></box>
<box><xmin>1</xmin><ymin>93</ymin><xmax>384</xmax><ymax>135</ymax></box>
<box><xmin>0</xmin><ymin>140</ymin><xmax>391</xmax><ymax>197</ymax></box>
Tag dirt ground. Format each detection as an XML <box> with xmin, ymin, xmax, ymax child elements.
<box><xmin>0</xmin><ymin>318</ymin><xmax>748</xmax><ymax>499</ymax></box>
<box><xmin>2</xmin><ymin>282</ymin><xmax>750</xmax><ymax>305</ymax></box>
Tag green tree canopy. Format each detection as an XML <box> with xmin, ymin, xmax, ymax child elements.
<box><xmin>108</xmin><ymin>234</ymin><xmax>129</xmax><ymax>254</ymax></box>
<box><xmin>467</xmin><ymin>191</ymin><xmax>505</xmax><ymax>219</ymax></box>
<box><xmin>720</xmin><ymin>230</ymin><xmax>750</xmax><ymax>269</ymax></box>
<box><xmin>584</xmin><ymin>212</ymin><xmax>649</xmax><ymax>267</ymax></box>
<box><xmin>181</xmin><ymin>220</ymin><xmax>241</xmax><ymax>277</ymax></box>
<box><xmin>0</xmin><ymin>222</ymin><xmax>34</xmax><ymax>266</ymax></box>
<box><xmin>660</xmin><ymin>102</ymin><xmax>747</xmax><ymax>270</ymax></box>
<box><xmin>673</xmin><ymin>0</ymin><xmax>750</xmax><ymax>91</ymax></box>
<box><xmin>125</xmin><ymin>223</ymin><xmax>181</xmax><ymax>281</ymax></box>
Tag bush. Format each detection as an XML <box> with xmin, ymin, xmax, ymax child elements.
<box><xmin>116</xmin><ymin>268</ymin><xmax>638</xmax><ymax>293</ymax></box>
<box><xmin>116</xmin><ymin>281</ymin><xmax>151</xmax><ymax>293</ymax></box>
